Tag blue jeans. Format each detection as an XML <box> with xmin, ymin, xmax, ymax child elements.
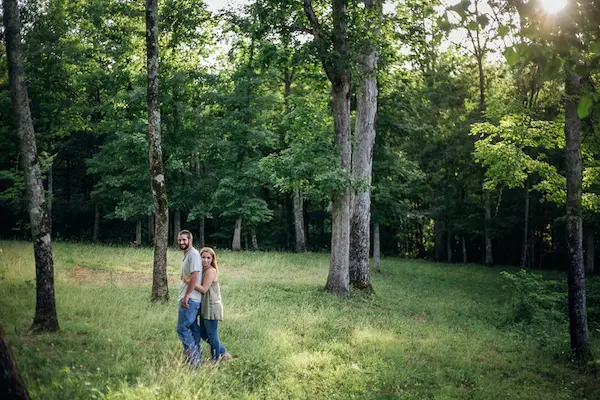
<box><xmin>177</xmin><ymin>300</ymin><xmax>202</xmax><ymax>366</ymax></box>
<box><xmin>199</xmin><ymin>317</ymin><xmax>224</xmax><ymax>360</ymax></box>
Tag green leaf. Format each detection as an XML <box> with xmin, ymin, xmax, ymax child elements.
<box><xmin>497</xmin><ymin>25</ymin><xmax>509</xmax><ymax>38</ymax></box>
<box><xmin>476</xmin><ymin>15</ymin><xmax>489</xmax><ymax>29</ymax></box>
<box><xmin>467</xmin><ymin>20</ymin><xmax>479</xmax><ymax>31</ymax></box>
<box><xmin>578</xmin><ymin>94</ymin><xmax>593</xmax><ymax>119</ymax></box>
<box><xmin>503</xmin><ymin>47</ymin><xmax>518</xmax><ymax>66</ymax></box>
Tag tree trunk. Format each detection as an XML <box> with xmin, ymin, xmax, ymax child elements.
<box><xmin>93</xmin><ymin>202</ymin><xmax>100</xmax><ymax>243</ymax></box>
<box><xmin>293</xmin><ymin>189</ymin><xmax>307</xmax><ymax>252</ymax></box>
<box><xmin>326</xmin><ymin>79</ymin><xmax>351</xmax><ymax>296</ymax></box>
<box><xmin>585</xmin><ymin>229</ymin><xmax>594</xmax><ymax>275</ymax></box>
<box><xmin>349</xmin><ymin>1</ymin><xmax>379</xmax><ymax>292</ymax></box>
<box><xmin>484</xmin><ymin>189</ymin><xmax>493</xmax><ymax>265</ymax></box>
<box><xmin>446</xmin><ymin>229</ymin><xmax>452</xmax><ymax>263</ymax></box>
<box><xmin>135</xmin><ymin>220</ymin><xmax>142</xmax><ymax>247</ymax></box>
<box><xmin>462</xmin><ymin>236</ymin><xmax>467</xmax><ymax>264</ymax></box>
<box><xmin>434</xmin><ymin>220</ymin><xmax>444</xmax><ymax>261</ymax></box>
<box><xmin>3</xmin><ymin>0</ymin><xmax>59</xmax><ymax>333</ymax></box>
<box><xmin>305</xmin><ymin>0</ymin><xmax>351</xmax><ymax>296</ymax></box>
<box><xmin>0</xmin><ymin>323</ymin><xmax>30</xmax><ymax>400</ymax></box>
<box><xmin>47</xmin><ymin>161</ymin><xmax>53</xmax><ymax>234</ymax></box>
<box><xmin>146</xmin><ymin>0</ymin><xmax>169</xmax><ymax>302</ymax></box>
<box><xmin>148</xmin><ymin>214</ymin><xmax>154</xmax><ymax>246</ymax></box>
<box><xmin>198</xmin><ymin>217</ymin><xmax>205</xmax><ymax>248</ymax></box>
<box><xmin>373</xmin><ymin>222</ymin><xmax>381</xmax><ymax>273</ymax></box>
<box><xmin>564</xmin><ymin>65</ymin><xmax>590</xmax><ymax>360</ymax></box>
<box><xmin>251</xmin><ymin>228</ymin><xmax>258</xmax><ymax>250</ymax></box>
<box><xmin>172</xmin><ymin>209</ymin><xmax>181</xmax><ymax>247</ymax></box>
<box><xmin>520</xmin><ymin>184</ymin><xmax>530</xmax><ymax>268</ymax></box>
<box><xmin>232</xmin><ymin>216</ymin><xmax>242</xmax><ymax>251</ymax></box>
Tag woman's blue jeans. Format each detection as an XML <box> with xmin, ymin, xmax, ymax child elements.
<box><xmin>199</xmin><ymin>317</ymin><xmax>223</xmax><ymax>360</ymax></box>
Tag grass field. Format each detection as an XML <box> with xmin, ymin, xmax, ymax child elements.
<box><xmin>0</xmin><ymin>240</ymin><xmax>599</xmax><ymax>399</ymax></box>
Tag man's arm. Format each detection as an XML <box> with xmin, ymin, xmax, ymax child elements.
<box><xmin>182</xmin><ymin>251</ymin><xmax>202</xmax><ymax>308</ymax></box>
<box><xmin>181</xmin><ymin>271</ymin><xmax>198</xmax><ymax>308</ymax></box>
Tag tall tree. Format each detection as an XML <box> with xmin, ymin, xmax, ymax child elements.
<box><xmin>3</xmin><ymin>0</ymin><xmax>59</xmax><ymax>332</ymax></box>
<box><xmin>304</xmin><ymin>0</ymin><xmax>352</xmax><ymax>296</ymax></box>
<box><xmin>349</xmin><ymin>0</ymin><xmax>382</xmax><ymax>291</ymax></box>
<box><xmin>146</xmin><ymin>0</ymin><xmax>169</xmax><ymax>302</ymax></box>
<box><xmin>564</xmin><ymin>57</ymin><xmax>589</xmax><ymax>360</ymax></box>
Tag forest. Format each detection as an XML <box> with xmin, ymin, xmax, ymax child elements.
<box><xmin>2</xmin><ymin>0</ymin><xmax>598</xmax><ymax>270</ymax></box>
<box><xmin>2</xmin><ymin>0</ymin><xmax>600</xmax><ymax>398</ymax></box>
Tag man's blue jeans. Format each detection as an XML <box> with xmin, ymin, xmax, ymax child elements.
<box><xmin>177</xmin><ymin>300</ymin><xmax>201</xmax><ymax>366</ymax></box>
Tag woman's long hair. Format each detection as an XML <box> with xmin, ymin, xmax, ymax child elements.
<box><xmin>199</xmin><ymin>247</ymin><xmax>218</xmax><ymax>273</ymax></box>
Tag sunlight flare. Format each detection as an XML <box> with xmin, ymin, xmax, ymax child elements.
<box><xmin>539</xmin><ymin>0</ymin><xmax>567</xmax><ymax>14</ymax></box>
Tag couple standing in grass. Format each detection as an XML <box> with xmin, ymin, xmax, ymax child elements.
<box><xmin>177</xmin><ymin>230</ymin><xmax>231</xmax><ymax>367</ymax></box>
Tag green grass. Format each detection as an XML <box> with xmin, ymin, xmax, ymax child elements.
<box><xmin>0</xmin><ymin>240</ymin><xmax>598</xmax><ymax>399</ymax></box>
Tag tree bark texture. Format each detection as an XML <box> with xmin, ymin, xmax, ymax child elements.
<box><xmin>251</xmin><ymin>228</ymin><xmax>258</xmax><ymax>250</ymax></box>
<box><xmin>146</xmin><ymin>0</ymin><xmax>169</xmax><ymax>302</ymax></box>
<box><xmin>349</xmin><ymin>0</ymin><xmax>379</xmax><ymax>292</ymax></box>
<box><xmin>293</xmin><ymin>189</ymin><xmax>307</xmax><ymax>252</ymax></box>
<box><xmin>373</xmin><ymin>222</ymin><xmax>381</xmax><ymax>273</ymax></box>
<box><xmin>585</xmin><ymin>229</ymin><xmax>594</xmax><ymax>275</ymax></box>
<box><xmin>198</xmin><ymin>217</ymin><xmax>205</xmax><ymax>248</ymax></box>
<box><xmin>135</xmin><ymin>220</ymin><xmax>142</xmax><ymax>247</ymax></box>
<box><xmin>47</xmin><ymin>162</ymin><xmax>53</xmax><ymax>234</ymax></box>
<box><xmin>564</xmin><ymin>66</ymin><xmax>589</xmax><ymax>359</ymax></box>
<box><xmin>0</xmin><ymin>323</ymin><xmax>30</xmax><ymax>400</ymax></box>
<box><xmin>172</xmin><ymin>209</ymin><xmax>181</xmax><ymax>248</ymax></box>
<box><xmin>3</xmin><ymin>0</ymin><xmax>59</xmax><ymax>332</ymax></box>
<box><xmin>232</xmin><ymin>216</ymin><xmax>242</xmax><ymax>251</ymax></box>
<box><xmin>484</xmin><ymin>189</ymin><xmax>493</xmax><ymax>265</ymax></box>
<box><xmin>326</xmin><ymin>80</ymin><xmax>351</xmax><ymax>296</ymax></box>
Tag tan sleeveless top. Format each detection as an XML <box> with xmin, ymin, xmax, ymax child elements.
<box><xmin>201</xmin><ymin>273</ymin><xmax>223</xmax><ymax>321</ymax></box>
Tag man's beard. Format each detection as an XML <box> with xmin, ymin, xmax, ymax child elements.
<box><xmin>180</xmin><ymin>243</ymin><xmax>189</xmax><ymax>250</ymax></box>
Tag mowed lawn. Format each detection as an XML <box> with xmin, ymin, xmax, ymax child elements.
<box><xmin>0</xmin><ymin>241</ymin><xmax>598</xmax><ymax>399</ymax></box>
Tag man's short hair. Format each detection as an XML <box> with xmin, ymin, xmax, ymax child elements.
<box><xmin>178</xmin><ymin>230</ymin><xmax>193</xmax><ymax>240</ymax></box>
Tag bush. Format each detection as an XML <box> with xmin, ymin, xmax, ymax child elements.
<box><xmin>586</xmin><ymin>276</ymin><xmax>600</xmax><ymax>333</ymax></box>
<box><xmin>502</xmin><ymin>270</ymin><xmax>568</xmax><ymax>346</ymax></box>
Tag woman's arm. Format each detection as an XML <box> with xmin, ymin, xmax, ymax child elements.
<box><xmin>193</xmin><ymin>268</ymin><xmax>216</xmax><ymax>294</ymax></box>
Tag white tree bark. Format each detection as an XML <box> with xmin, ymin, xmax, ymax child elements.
<box><xmin>373</xmin><ymin>222</ymin><xmax>381</xmax><ymax>272</ymax></box>
<box><xmin>135</xmin><ymin>220</ymin><xmax>142</xmax><ymax>247</ymax></box>
<box><xmin>3</xmin><ymin>0</ymin><xmax>59</xmax><ymax>332</ymax></box>
<box><xmin>146</xmin><ymin>0</ymin><xmax>169</xmax><ymax>302</ymax></box>
<box><xmin>564</xmin><ymin>62</ymin><xmax>589</xmax><ymax>359</ymax></box>
<box><xmin>232</xmin><ymin>216</ymin><xmax>242</xmax><ymax>251</ymax></box>
<box><xmin>293</xmin><ymin>189</ymin><xmax>307</xmax><ymax>252</ymax></box>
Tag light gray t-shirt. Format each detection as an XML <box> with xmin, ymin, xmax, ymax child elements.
<box><xmin>178</xmin><ymin>247</ymin><xmax>203</xmax><ymax>302</ymax></box>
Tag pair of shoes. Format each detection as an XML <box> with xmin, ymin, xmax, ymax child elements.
<box><xmin>221</xmin><ymin>352</ymin><xmax>233</xmax><ymax>361</ymax></box>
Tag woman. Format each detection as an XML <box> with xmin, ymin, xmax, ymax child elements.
<box><xmin>186</xmin><ymin>247</ymin><xmax>225</xmax><ymax>363</ymax></box>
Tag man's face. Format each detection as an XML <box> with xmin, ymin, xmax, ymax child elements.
<box><xmin>178</xmin><ymin>234</ymin><xmax>191</xmax><ymax>251</ymax></box>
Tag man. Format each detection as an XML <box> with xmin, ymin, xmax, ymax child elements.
<box><xmin>177</xmin><ymin>230</ymin><xmax>203</xmax><ymax>367</ymax></box>
<box><xmin>177</xmin><ymin>230</ymin><xmax>230</xmax><ymax>366</ymax></box>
